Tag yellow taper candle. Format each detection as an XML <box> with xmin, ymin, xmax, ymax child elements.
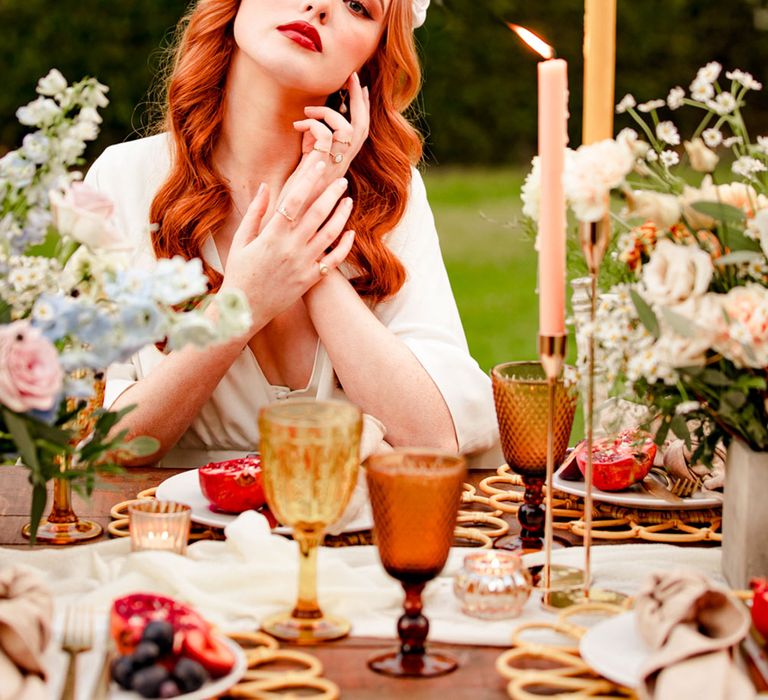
<box><xmin>582</xmin><ymin>0</ymin><xmax>616</xmax><ymax>144</ymax></box>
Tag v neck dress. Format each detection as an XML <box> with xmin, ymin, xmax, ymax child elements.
<box><xmin>85</xmin><ymin>134</ymin><xmax>499</xmax><ymax>469</ymax></box>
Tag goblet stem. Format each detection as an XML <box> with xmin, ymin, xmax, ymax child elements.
<box><xmin>292</xmin><ymin>528</ymin><xmax>323</xmax><ymax>620</ymax></box>
<box><xmin>398</xmin><ymin>582</ymin><xmax>428</xmax><ymax>656</ymax></box>
<box><xmin>48</xmin><ymin>470</ymin><xmax>78</xmax><ymax>524</ymax></box>
<box><xmin>518</xmin><ymin>476</ymin><xmax>545</xmax><ymax>550</ymax></box>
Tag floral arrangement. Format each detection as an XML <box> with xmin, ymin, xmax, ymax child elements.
<box><xmin>522</xmin><ymin>62</ymin><xmax>768</xmax><ymax>469</ymax></box>
<box><xmin>0</xmin><ymin>70</ymin><xmax>250</xmax><ymax>539</ymax></box>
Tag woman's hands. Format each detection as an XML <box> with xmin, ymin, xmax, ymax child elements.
<box><xmin>286</xmin><ymin>72</ymin><xmax>370</xmax><ymax>202</ymax></box>
<box><xmin>220</xmin><ymin>154</ymin><xmax>355</xmax><ymax>333</ymax></box>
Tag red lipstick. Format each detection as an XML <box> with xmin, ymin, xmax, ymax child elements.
<box><xmin>277</xmin><ymin>22</ymin><xmax>323</xmax><ymax>53</ymax></box>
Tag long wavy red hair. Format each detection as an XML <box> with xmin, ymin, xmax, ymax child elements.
<box><xmin>150</xmin><ymin>0</ymin><xmax>422</xmax><ymax>302</ymax></box>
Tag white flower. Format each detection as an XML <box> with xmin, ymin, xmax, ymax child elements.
<box><xmin>49</xmin><ymin>182</ymin><xmax>125</xmax><ymax>251</ymax></box>
<box><xmin>21</xmin><ymin>133</ymin><xmax>50</xmax><ymax>165</ymax></box>
<box><xmin>702</xmin><ymin>128</ymin><xmax>723</xmax><ymax>148</ymax></box>
<box><xmin>625</xmin><ymin>190</ymin><xmax>682</xmax><ymax>229</ymax></box>
<box><xmin>80</xmin><ymin>81</ymin><xmax>109</xmax><ymax>109</ymax></box>
<box><xmin>36</xmin><ymin>69</ymin><xmax>67</xmax><ymax>97</ymax></box>
<box><xmin>638</xmin><ymin>99</ymin><xmax>665</xmax><ymax>113</ymax></box>
<box><xmin>732</xmin><ymin>156</ymin><xmax>767</xmax><ymax>179</ymax></box>
<box><xmin>751</xmin><ymin>208</ymin><xmax>768</xmax><ymax>258</ymax></box>
<box><xmin>520</xmin><ymin>156</ymin><xmax>541</xmax><ymax>222</ymax></box>
<box><xmin>706</xmin><ymin>92</ymin><xmax>736</xmax><ymax>115</ymax></box>
<box><xmin>616</xmin><ymin>94</ymin><xmax>636</xmax><ymax>113</ymax></box>
<box><xmin>563</xmin><ymin>140</ymin><xmax>634</xmax><ymax>222</ymax></box>
<box><xmin>667</xmin><ymin>87</ymin><xmax>685</xmax><ymax>110</ymax></box>
<box><xmin>756</xmin><ymin>136</ymin><xmax>768</xmax><ymax>155</ymax></box>
<box><xmin>617</xmin><ymin>128</ymin><xmax>650</xmax><ymax>158</ymax></box>
<box><xmin>726</xmin><ymin>69</ymin><xmax>762</xmax><ymax>91</ymax></box>
<box><xmin>646</xmin><ymin>150</ymin><xmax>659</xmax><ymax>162</ymax></box>
<box><xmin>152</xmin><ymin>257</ymin><xmax>208</xmax><ymax>305</ymax></box>
<box><xmin>412</xmin><ymin>0</ymin><xmax>429</xmax><ymax>28</ymax></box>
<box><xmin>712</xmin><ymin>285</ymin><xmax>768</xmax><ymax>368</ymax></box>
<box><xmin>723</xmin><ymin>136</ymin><xmax>743</xmax><ymax>148</ymax></box>
<box><xmin>682</xmin><ymin>176</ymin><xmax>768</xmax><ymax>229</ymax></box>
<box><xmin>68</xmin><ymin>121</ymin><xmax>99</xmax><ymax>142</ymax></box>
<box><xmin>641</xmin><ymin>239</ymin><xmax>713</xmax><ymax>307</ymax></box>
<box><xmin>684</xmin><ymin>138</ymin><xmax>719</xmax><ymax>173</ymax></box>
<box><xmin>660</xmin><ymin>150</ymin><xmax>679</xmax><ymax>168</ymax></box>
<box><xmin>78</xmin><ymin>107</ymin><xmax>102</xmax><ymax>125</ymax></box>
<box><xmin>690</xmin><ymin>80</ymin><xmax>715</xmax><ymax>102</ymax></box>
<box><xmin>696</xmin><ymin>61</ymin><xmax>722</xmax><ymax>84</ymax></box>
<box><xmin>656</xmin><ymin>121</ymin><xmax>680</xmax><ymax>145</ymax></box>
<box><xmin>57</xmin><ymin>137</ymin><xmax>86</xmax><ymax>163</ymax></box>
<box><xmin>16</xmin><ymin>97</ymin><xmax>60</xmax><ymax>127</ymax></box>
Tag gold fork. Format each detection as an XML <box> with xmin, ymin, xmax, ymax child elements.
<box><xmin>668</xmin><ymin>474</ymin><xmax>702</xmax><ymax>498</ymax></box>
<box><xmin>60</xmin><ymin>605</ymin><xmax>93</xmax><ymax>700</ymax></box>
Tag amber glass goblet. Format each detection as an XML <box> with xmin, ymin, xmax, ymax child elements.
<box><xmin>491</xmin><ymin>362</ymin><xmax>577</xmax><ymax>552</ymax></box>
<box><xmin>258</xmin><ymin>399</ymin><xmax>362</xmax><ymax>644</ymax></box>
<box><xmin>366</xmin><ymin>450</ymin><xmax>466</xmax><ymax>678</ymax></box>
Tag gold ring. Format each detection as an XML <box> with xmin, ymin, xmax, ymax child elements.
<box><xmin>333</xmin><ymin>138</ymin><xmax>352</xmax><ymax>146</ymax></box>
<box><xmin>312</xmin><ymin>145</ymin><xmax>330</xmax><ymax>154</ymax></box>
<box><xmin>318</xmin><ymin>262</ymin><xmax>330</xmax><ymax>276</ymax></box>
<box><xmin>277</xmin><ymin>205</ymin><xmax>296</xmax><ymax>223</ymax></box>
<box><xmin>330</xmin><ymin>152</ymin><xmax>344</xmax><ymax>164</ymax></box>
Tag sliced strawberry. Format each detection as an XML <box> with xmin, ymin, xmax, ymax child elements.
<box><xmin>182</xmin><ymin>627</ymin><xmax>236</xmax><ymax>678</ymax></box>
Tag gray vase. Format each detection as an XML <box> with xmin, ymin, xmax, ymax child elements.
<box><xmin>722</xmin><ymin>438</ymin><xmax>768</xmax><ymax>589</ymax></box>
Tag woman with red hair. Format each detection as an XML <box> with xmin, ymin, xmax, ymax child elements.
<box><xmin>87</xmin><ymin>0</ymin><xmax>497</xmax><ymax>478</ymax></box>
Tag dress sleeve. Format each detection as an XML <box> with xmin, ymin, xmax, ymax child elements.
<box><xmin>373</xmin><ymin>168</ymin><xmax>499</xmax><ymax>455</ymax></box>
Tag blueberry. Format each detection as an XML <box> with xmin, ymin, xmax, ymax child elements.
<box><xmin>158</xmin><ymin>678</ymin><xmax>182</xmax><ymax>698</ymax></box>
<box><xmin>132</xmin><ymin>664</ymin><xmax>170</xmax><ymax>698</ymax></box>
<box><xmin>173</xmin><ymin>657</ymin><xmax>209</xmax><ymax>693</ymax></box>
<box><xmin>110</xmin><ymin>655</ymin><xmax>135</xmax><ymax>689</ymax></box>
<box><xmin>133</xmin><ymin>641</ymin><xmax>161</xmax><ymax>668</ymax></box>
<box><xmin>142</xmin><ymin>620</ymin><xmax>175</xmax><ymax>656</ymax></box>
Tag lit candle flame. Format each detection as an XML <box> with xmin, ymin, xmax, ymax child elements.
<box><xmin>507</xmin><ymin>23</ymin><xmax>555</xmax><ymax>60</ymax></box>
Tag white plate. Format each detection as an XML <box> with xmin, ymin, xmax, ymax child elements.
<box><xmin>112</xmin><ymin>634</ymin><xmax>247</xmax><ymax>699</ymax></box>
<box><xmin>155</xmin><ymin>469</ymin><xmax>373</xmax><ymax>534</ymax></box>
<box><xmin>580</xmin><ymin>611</ymin><xmax>650</xmax><ymax>688</ymax></box>
<box><xmin>553</xmin><ymin>465</ymin><xmax>722</xmax><ymax>511</ymax></box>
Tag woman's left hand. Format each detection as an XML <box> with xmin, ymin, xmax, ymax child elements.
<box><xmin>287</xmin><ymin>72</ymin><xmax>369</xmax><ymax>206</ymax></box>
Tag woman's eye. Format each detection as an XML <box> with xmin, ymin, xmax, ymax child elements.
<box><xmin>345</xmin><ymin>0</ymin><xmax>372</xmax><ymax>18</ymax></box>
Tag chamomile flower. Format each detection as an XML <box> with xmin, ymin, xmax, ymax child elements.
<box><xmin>725</xmin><ymin>69</ymin><xmax>762</xmax><ymax>91</ymax></box>
<box><xmin>616</xmin><ymin>94</ymin><xmax>636</xmax><ymax>113</ymax></box>
<box><xmin>702</xmin><ymin>128</ymin><xmax>723</xmax><ymax>148</ymax></box>
<box><xmin>660</xmin><ymin>150</ymin><xmax>680</xmax><ymax>168</ymax></box>
<box><xmin>706</xmin><ymin>92</ymin><xmax>736</xmax><ymax>115</ymax></box>
<box><xmin>732</xmin><ymin>156</ymin><xmax>767</xmax><ymax>178</ymax></box>
<box><xmin>690</xmin><ymin>80</ymin><xmax>715</xmax><ymax>102</ymax></box>
<box><xmin>656</xmin><ymin>121</ymin><xmax>680</xmax><ymax>146</ymax></box>
<box><xmin>667</xmin><ymin>87</ymin><xmax>685</xmax><ymax>110</ymax></box>
<box><xmin>696</xmin><ymin>61</ymin><xmax>722</xmax><ymax>84</ymax></box>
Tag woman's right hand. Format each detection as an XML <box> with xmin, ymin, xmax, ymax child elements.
<box><xmin>219</xmin><ymin>153</ymin><xmax>355</xmax><ymax>332</ymax></box>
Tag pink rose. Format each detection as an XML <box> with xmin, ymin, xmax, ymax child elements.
<box><xmin>50</xmin><ymin>182</ymin><xmax>126</xmax><ymax>251</ymax></box>
<box><xmin>0</xmin><ymin>321</ymin><xmax>63</xmax><ymax>413</ymax></box>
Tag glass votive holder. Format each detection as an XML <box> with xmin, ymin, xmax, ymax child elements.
<box><xmin>453</xmin><ymin>551</ymin><xmax>532</xmax><ymax>620</ymax></box>
<box><xmin>129</xmin><ymin>500</ymin><xmax>191</xmax><ymax>555</ymax></box>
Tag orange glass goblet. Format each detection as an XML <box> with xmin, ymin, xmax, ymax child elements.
<box><xmin>366</xmin><ymin>450</ymin><xmax>466</xmax><ymax>678</ymax></box>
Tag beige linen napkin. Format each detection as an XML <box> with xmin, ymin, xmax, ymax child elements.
<box><xmin>635</xmin><ymin>569</ymin><xmax>754</xmax><ymax>700</ymax></box>
<box><xmin>0</xmin><ymin>565</ymin><xmax>52</xmax><ymax>700</ymax></box>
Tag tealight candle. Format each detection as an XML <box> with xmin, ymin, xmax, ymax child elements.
<box><xmin>129</xmin><ymin>500</ymin><xmax>191</xmax><ymax>555</ymax></box>
<box><xmin>453</xmin><ymin>551</ymin><xmax>532</xmax><ymax>619</ymax></box>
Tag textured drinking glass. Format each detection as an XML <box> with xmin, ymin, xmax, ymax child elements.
<box><xmin>129</xmin><ymin>500</ymin><xmax>191</xmax><ymax>554</ymax></box>
<box><xmin>258</xmin><ymin>399</ymin><xmax>362</xmax><ymax>644</ymax></box>
<box><xmin>366</xmin><ymin>450</ymin><xmax>466</xmax><ymax>678</ymax></box>
<box><xmin>491</xmin><ymin>362</ymin><xmax>578</xmax><ymax>551</ymax></box>
<box><xmin>453</xmin><ymin>551</ymin><xmax>532</xmax><ymax>619</ymax></box>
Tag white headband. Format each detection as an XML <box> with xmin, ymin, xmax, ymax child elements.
<box><xmin>412</xmin><ymin>0</ymin><xmax>429</xmax><ymax>28</ymax></box>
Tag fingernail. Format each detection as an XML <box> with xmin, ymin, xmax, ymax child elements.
<box><xmin>363</xmin><ymin>86</ymin><xmax>369</xmax><ymax>98</ymax></box>
<box><xmin>337</xmin><ymin>177</ymin><xmax>348</xmax><ymax>188</ymax></box>
<box><xmin>257</xmin><ymin>182</ymin><xmax>266</xmax><ymax>196</ymax></box>
<box><xmin>353</xmin><ymin>71</ymin><xmax>359</xmax><ymax>83</ymax></box>
<box><xmin>343</xmin><ymin>197</ymin><xmax>353</xmax><ymax>207</ymax></box>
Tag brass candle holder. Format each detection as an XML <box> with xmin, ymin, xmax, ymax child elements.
<box><xmin>547</xmin><ymin>216</ymin><xmax>626</xmax><ymax>608</ymax></box>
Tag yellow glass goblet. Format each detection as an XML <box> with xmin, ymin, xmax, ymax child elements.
<box><xmin>258</xmin><ymin>399</ymin><xmax>362</xmax><ymax>644</ymax></box>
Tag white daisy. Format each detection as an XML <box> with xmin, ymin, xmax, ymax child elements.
<box><xmin>646</xmin><ymin>149</ymin><xmax>659</xmax><ymax>162</ymax></box>
<box><xmin>732</xmin><ymin>156</ymin><xmax>767</xmax><ymax>178</ymax></box>
<box><xmin>725</xmin><ymin>69</ymin><xmax>763</xmax><ymax>91</ymax></box>
<box><xmin>690</xmin><ymin>80</ymin><xmax>715</xmax><ymax>102</ymax></box>
<box><xmin>756</xmin><ymin>136</ymin><xmax>768</xmax><ymax>155</ymax></box>
<box><xmin>656</xmin><ymin>121</ymin><xmax>680</xmax><ymax>145</ymax></box>
<box><xmin>696</xmin><ymin>61</ymin><xmax>722</xmax><ymax>84</ymax></box>
<box><xmin>638</xmin><ymin>99</ymin><xmax>665</xmax><ymax>113</ymax></box>
<box><xmin>706</xmin><ymin>92</ymin><xmax>736</xmax><ymax>115</ymax></box>
<box><xmin>616</xmin><ymin>94</ymin><xmax>636</xmax><ymax>114</ymax></box>
<box><xmin>660</xmin><ymin>150</ymin><xmax>680</xmax><ymax>168</ymax></box>
<box><xmin>702</xmin><ymin>128</ymin><xmax>723</xmax><ymax>148</ymax></box>
<box><xmin>667</xmin><ymin>87</ymin><xmax>685</xmax><ymax>110</ymax></box>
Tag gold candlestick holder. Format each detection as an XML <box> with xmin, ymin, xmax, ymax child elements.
<box><xmin>548</xmin><ymin>216</ymin><xmax>626</xmax><ymax>608</ymax></box>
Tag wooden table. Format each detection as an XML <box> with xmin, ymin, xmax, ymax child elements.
<box><xmin>0</xmin><ymin>465</ymin><xmax>757</xmax><ymax>699</ymax></box>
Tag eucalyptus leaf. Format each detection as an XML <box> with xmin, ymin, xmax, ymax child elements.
<box><xmin>2</xmin><ymin>409</ymin><xmax>40</xmax><ymax>474</ymax></box>
<box><xmin>670</xmin><ymin>415</ymin><xmax>691</xmax><ymax>443</ymax></box>
<box><xmin>660</xmin><ymin>307</ymin><xmax>699</xmax><ymax>339</ymax></box>
<box><xmin>630</xmin><ymin>289</ymin><xmax>660</xmax><ymax>338</ymax></box>
<box><xmin>690</xmin><ymin>201</ymin><xmax>746</xmax><ymax>225</ymax></box>
<box><xmin>28</xmin><ymin>483</ymin><xmax>48</xmax><ymax>545</ymax></box>
<box><xmin>715</xmin><ymin>251</ymin><xmax>764</xmax><ymax>267</ymax></box>
<box><xmin>122</xmin><ymin>436</ymin><xmax>160</xmax><ymax>457</ymax></box>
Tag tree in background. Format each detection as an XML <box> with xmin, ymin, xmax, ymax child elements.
<box><xmin>1</xmin><ymin>0</ymin><xmax>767</xmax><ymax>165</ymax></box>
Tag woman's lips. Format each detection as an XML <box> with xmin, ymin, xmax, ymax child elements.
<box><xmin>277</xmin><ymin>22</ymin><xmax>323</xmax><ymax>53</ymax></box>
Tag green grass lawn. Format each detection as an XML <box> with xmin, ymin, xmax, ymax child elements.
<box><xmin>423</xmin><ymin>166</ymin><xmax>584</xmax><ymax>441</ymax></box>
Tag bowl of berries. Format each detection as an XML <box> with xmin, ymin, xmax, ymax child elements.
<box><xmin>109</xmin><ymin>593</ymin><xmax>246</xmax><ymax>699</ymax></box>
